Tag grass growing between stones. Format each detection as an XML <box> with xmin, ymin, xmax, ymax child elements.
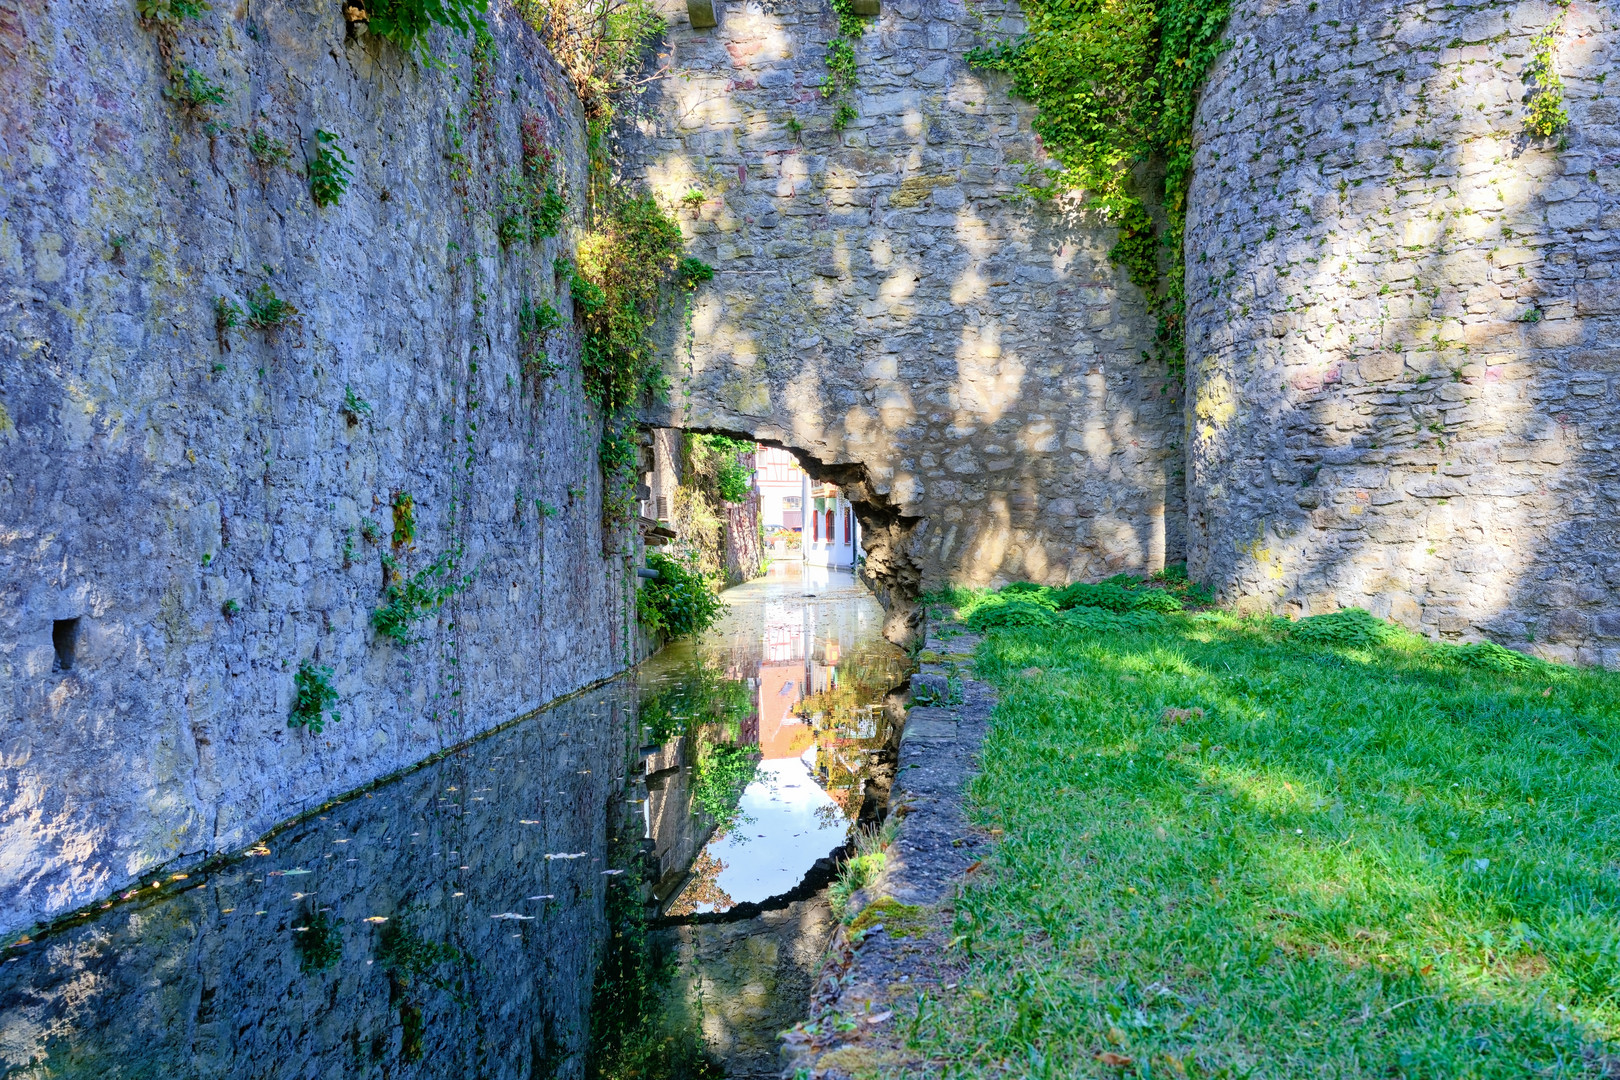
<box><xmin>908</xmin><ymin>613</ymin><xmax>1620</xmax><ymax>1077</ymax></box>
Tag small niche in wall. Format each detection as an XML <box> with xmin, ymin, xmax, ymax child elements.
<box><xmin>53</xmin><ymin>618</ymin><xmax>80</xmax><ymax>672</ymax></box>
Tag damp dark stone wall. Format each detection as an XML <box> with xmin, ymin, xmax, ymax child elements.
<box><xmin>0</xmin><ymin>1</ymin><xmax>631</xmax><ymax>937</ymax></box>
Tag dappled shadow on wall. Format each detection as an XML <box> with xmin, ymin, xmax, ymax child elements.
<box><xmin>1186</xmin><ymin>0</ymin><xmax>1616</xmax><ymax>657</ymax></box>
<box><xmin>627</xmin><ymin>0</ymin><xmax>1184</xmax><ymax>588</ymax></box>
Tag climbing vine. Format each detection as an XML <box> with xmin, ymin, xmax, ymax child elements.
<box><xmin>571</xmin><ymin>190</ymin><xmax>713</xmax><ymax>526</ymax></box>
<box><xmin>823</xmin><ymin>0</ymin><xmax>872</xmax><ymax>130</ymax></box>
<box><xmin>1524</xmin><ymin>3</ymin><xmax>1570</xmax><ymax>143</ymax></box>
<box><xmin>364</xmin><ymin>0</ymin><xmax>488</xmax><ymax>61</ymax></box>
<box><xmin>512</xmin><ymin>0</ymin><xmax>663</xmax><ymax>118</ymax></box>
<box><xmin>966</xmin><ymin>0</ymin><xmax>1232</xmax><ymax>377</ymax></box>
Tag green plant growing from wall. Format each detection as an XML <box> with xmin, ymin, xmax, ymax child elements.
<box><xmin>244</xmin><ymin>283</ymin><xmax>297</xmax><ymax>331</ymax></box>
<box><xmin>636</xmin><ymin>550</ymin><xmax>725</xmax><ymax>639</ymax></box>
<box><xmin>290</xmin><ymin>659</ymin><xmax>340</xmax><ymax>733</ymax></box>
<box><xmin>823</xmin><ymin>0</ymin><xmax>872</xmax><ymax>130</ymax></box>
<box><xmin>514</xmin><ymin>0</ymin><xmax>662</xmax><ymax>117</ymax></box>
<box><xmin>247</xmin><ymin>127</ymin><xmax>292</xmax><ymax>166</ymax></box>
<box><xmin>598</xmin><ymin>420</ymin><xmax>641</xmax><ymax>525</ymax></box>
<box><xmin>391</xmin><ymin>490</ymin><xmax>417</xmax><ymax>548</ymax></box>
<box><xmin>164</xmin><ymin>65</ymin><xmax>230</xmax><ymax>116</ymax></box>
<box><xmin>572</xmin><ymin>191</ymin><xmax>713</xmax><ymax>527</ymax></box>
<box><xmin>308</xmin><ymin>130</ymin><xmax>353</xmax><ymax>207</ymax></box>
<box><xmin>371</xmin><ymin>551</ymin><xmax>467</xmax><ymax>645</ymax></box>
<box><xmin>137</xmin><ymin>0</ymin><xmax>209</xmax><ymax>22</ymax></box>
<box><xmin>213</xmin><ymin>295</ymin><xmax>241</xmax><ymax>352</ymax></box>
<box><xmin>360</xmin><ymin>517</ymin><xmax>383</xmax><ymax>544</ymax></box>
<box><xmin>1524</xmin><ymin>4</ymin><xmax>1570</xmax><ymax>141</ymax></box>
<box><xmin>518</xmin><ymin>296</ymin><xmax>565</xmax><ymax>377</ymax></box>
<box><xmin>342</xmin><ymin>386</ymin><xmax>374</xmax><ymax>423</ymax></box>
<box><xmin>571</xmin><ymin>191</ymin><xmax>689</xmax><ymax>413</ymax></box>
<box><xmin>366</xmin><ymin>0</ymin><xmax>488</xmax><ymax>60</ymax></box>
<box><xmin>965</xmin><ymin>0</ymin><xmax>1232</xmax><ymax>377</ymax></box>
<box><xmin>520</xmin><ymin>111</ymin><xmax>569</xmax><ymax>238</ymax></box>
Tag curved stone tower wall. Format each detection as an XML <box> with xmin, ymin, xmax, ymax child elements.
<box><xmin>1186</xmin><ymin>0</ymin><xmax>1620</xmax><ymax>661</ymax></box>
<box><xmin>621</xmin><ymin>0</ymin><xmax>1183</xmax><ymax>598</ymax></box>
<box><xmin>0</xmin><ymin>2</ymin><xmax>628</xmax><ymax>935</ymax></box>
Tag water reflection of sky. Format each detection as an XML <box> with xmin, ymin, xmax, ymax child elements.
<box><xmin>657</xmin><ymin>564</ymin><xmax>906</xmax><ymax>915</ymax></box>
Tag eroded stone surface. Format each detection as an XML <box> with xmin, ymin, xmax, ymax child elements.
<box><xmin>620</xmin><ymin>0</ymin><xmax>1187</xmax><ymax>597</ymax></box>
<box><xmin>1186</xmin><ymin>0</ymin><xmax>1620</xmax><ymax>662</ymax></box>
<box><xmin>0</xmin><ymin>4</ymin><xmax>629</xmax><ymax>935</ymax></box>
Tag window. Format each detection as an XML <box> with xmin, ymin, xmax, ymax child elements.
<box><xmin>826</xmin><ymin>508</ymin><xmax>835</xmax><ymax>542</ymax></box>
<box><xmin>812</xmin><ymin>511</ymin><xmax>819</xmax><ymax>541</ymax></box>
<box><xmin>844</xmin><ymin>507</ymin><xmax>851</xmax><ymax>543</ymax></box>
<box><xmin>781</xmin><ymin>496</ymin><xmax>801</xmax><ymax>511</ymax></box>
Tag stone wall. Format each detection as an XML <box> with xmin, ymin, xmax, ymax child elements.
<box><xmin>0</xmin><ymin>0</ymin><xmax>632</xmax><ymax>936</ymax></box>
<box><xmin>619</xmin><ymin>0</ymin><xmax>1185</xmax><ymax>605</ymax></box>
<box><xmin>1186</xmin><ymin>0</ymin><xmax>1620</xmax><ymax>661</ymax></box>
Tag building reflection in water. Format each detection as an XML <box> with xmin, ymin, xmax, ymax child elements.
<box><xmin>657</xmin><ymin>563</ymin><xmax>906</xmax><ymax>916</ymax></box>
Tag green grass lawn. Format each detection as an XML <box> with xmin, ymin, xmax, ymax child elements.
<box><xmin>909</xmin><ymin>607</ymin><xmax>1620</xmax><ymax>1078</ymax></box>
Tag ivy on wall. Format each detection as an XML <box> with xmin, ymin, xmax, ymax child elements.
<box><xmin>365</xmin><ymin>0</ymin><xmax>488</xmax><ymax>61</ymax></box>
<box><xmin>966</xmin><ymin>0</ymin><xmax>1232</xmax><ymax>377</ymax></box>
<box><xmin>823</xmin><ymin>0</ymin><xmax>873</xmax><ymax>130</ymax></box>
<box><xmin>1524</xmin><ymin>1</ymin><xmax>1571</xmax><ymax>143</ymax></box>
<box><xmin>571</xmin><ymin>191</ymin><xmax>712</xmax><ymax>526</ymax></box>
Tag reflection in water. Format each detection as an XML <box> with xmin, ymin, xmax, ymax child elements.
<box><xmin>0</xmin><ymin>690</ymin><xmax>640</xmax><ymax>1079</ymax></box>
<box><xmin>0</xmin><ymin>564</ymin><xmax>903</xmax><ymax>1078</ymax></box>
<box><xmin>655</xmin><ymin>564</ymin><xmax>906</xmax><ymax>916</ymax></box>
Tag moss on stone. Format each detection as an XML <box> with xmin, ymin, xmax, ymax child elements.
<box><xmin>848</xmin><ymin>897</ymin><xmax>931</xmax><ymax>939</ymax></box>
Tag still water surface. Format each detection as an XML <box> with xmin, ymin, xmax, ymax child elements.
<box><xmin>0</xmin><ymin>565</ymin><xmax>903</xmax><ymax>1078</ymax></box>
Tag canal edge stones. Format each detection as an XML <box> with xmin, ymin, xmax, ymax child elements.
<box><xmin>780</xmin><ymin>618</ymin><xmax>996</xmax><ymax>1076</ymax></box>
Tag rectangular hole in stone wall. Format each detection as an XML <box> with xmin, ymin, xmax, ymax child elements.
<box><xmin>53</xmin><ymin>618</ymin><xmax>80</xmax><ymax>672</ymax></box>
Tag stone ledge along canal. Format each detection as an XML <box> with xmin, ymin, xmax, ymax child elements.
<box><xmin>0</xmin><ymin>564</ymin><xmax>909</xmax><ymax>1079</ymax></box>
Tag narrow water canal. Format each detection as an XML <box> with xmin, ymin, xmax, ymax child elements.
<box><xmin>0</xmin><ymin>565</ymin><xmax>906</xmax><ymax>1079</ymax></box>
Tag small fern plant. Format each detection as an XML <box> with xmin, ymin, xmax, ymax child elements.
<box><xmin>309</xmin><ymin>130</ymin><xmax>353</xmax><ymax>207</ymax></box>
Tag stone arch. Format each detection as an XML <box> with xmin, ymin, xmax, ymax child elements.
<box><xmin>625</xmin><ymin>0</ymin><xmax>1186</xmax><ymax>619</ymax></box>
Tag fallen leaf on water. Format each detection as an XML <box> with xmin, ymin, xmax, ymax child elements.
<box><xmin>1096</xmin><ymin>1051</ymin><xmax>1134</xmax><ymax>1068</ymax></box>
<box><xmin>362</xmin><ymin>916</ymin><xmax>389</xmax><ymax>924</ymax></box>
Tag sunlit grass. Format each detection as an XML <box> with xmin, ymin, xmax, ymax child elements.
<box><xmin>905</xmin><ymin>616</ymin><xmax>1620</xmax><ymax>1078</ymax></box>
